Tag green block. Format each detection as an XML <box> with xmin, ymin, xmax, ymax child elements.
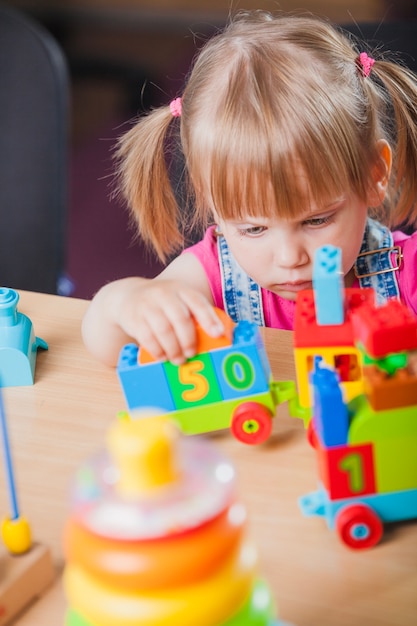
<box><xmin>359</xmin><ymin>343</ymin><xmax>407</xmax><ymax>375</ymax></box>
<box><xmin>164</xmin><ymin>353</ymin><xmax>222</xmax><ymax>410</ymax></box>
<box><xmin>375</xmin><ymin>436</ymin><xmax>417</xmax><ymax>492</ymax></box>
<box><xmin>171</xmin><ymin>391</ymin><xmax>277</xmax><ymax>435</ymax></box>
<box><xmin>349</xmin><ymin>395</ymin><xmax>417</xmax><ymax>492</ymax></box>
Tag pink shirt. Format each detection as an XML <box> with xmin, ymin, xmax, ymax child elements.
<box><xmin>185</xmin><ymin>225</ymin><xmax>417</xmax><ymax>329</ymax></box>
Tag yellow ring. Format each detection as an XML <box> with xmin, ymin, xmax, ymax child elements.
<box><xmin>64</xmin><ymin>541</ymin><xmax>257</xmax><ymax>626</ymax></box>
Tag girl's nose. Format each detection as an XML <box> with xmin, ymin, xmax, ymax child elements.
<box><xmin>274</xmin><ymin>238</ymin><xmax>308</xmax><ymax>269</ymax></box>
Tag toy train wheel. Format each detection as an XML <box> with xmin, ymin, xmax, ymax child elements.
<box><xmin>335</xmin><ymin>503</ymin><xmax>383</xmax><ymax>549</ymax></box>
<box><xmin>231</xmin><ymin>402</ymin><xmax>272</xmax><ymax>445</ymax></box>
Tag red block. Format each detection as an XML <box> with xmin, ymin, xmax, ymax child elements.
<box><xmin>351</xmin><ymin>299</ymin><xmax>417</xmax><ymax>358</ymax></box>
<box><xmin>294</xmin><ymin>288</ymin><xmax>375</xmax><ymax>348</ymax></box>
<box><xmin>316</xmin><ymin>440</ymin><xmax>376</xmax><ymax>500</ymax></box>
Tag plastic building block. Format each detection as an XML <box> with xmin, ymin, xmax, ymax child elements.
<box><xmin>363</xmin><ymin>365</ymin><xmax>417</xmax><ymax>411</ymax></box>
<box><xmin>300</xmin><ymin>483</ymin><xmax>417</xmax><ymax>549</ymax></box>
<box><xmin>310</xmin><ymin>357</ymin><xmax>349</xmax><ymax>447</ymax></box>
<box><xmin>350</xmin><ymin>299</ymin><xmax>417</xmax><ymax>358</ymax></box>
<box><xmin>0</xmin><ymin>288</ymin><xmax>47</xmax><ymax>387</ymax></box>
<box><xmin>294</xmin><ymin>287</ymin><xmax>374</xmax><ymax>348</ymax></box>
<box><xmin>164</xmin><ymin>353</ymin><xmax>224</xmax><ymax>408</ymax></box>
<box><xmin>233</xmin><ymin>319</ymin><xmax>272</xmax><ymax>382</ymax></box>
<box><xmin>360</xmin><ymin>348</ymin><xmax>407</xmax><ymax>376</ymax></box>
<box><xmin>117</xmin><ymin>344</ymin><xmax>175</xmax><ymax>413</ymax></box>
<box><xmin>116</xmin><ymin>318</ymin><xmax>301</xmax><ymax>445</ymax></box>
<box><xmin>315</xmin><ymin>439</ymin><xmax>376</xmax><ymax>500</ymax></box>
<box><xmin>138</xmin><ymin>307</ymin><xmax>235</xmax><ymax>364</ymax></box>
<box><xmin>294</xmin><ymin>345</ymin><xmax>364</xmax><ymax>409</ymax></box>
<box><xmin>209</xmin><ymin>342</ymin><xmax>270</xmax><ymax>400</ymax></box>
<box><xmin>312</xmin><ymin>245</ymin><xmax>344</xmax><ymax>325</ymax></box>
<box><xmin>348</xmin><ymin>394</ymin><xmax>417</xmax><ymax>493</ymax></box>
<box><xmin>63</xmin><ymin>415</ymin><xmax>280</xmax><ymax>625</ymax></box>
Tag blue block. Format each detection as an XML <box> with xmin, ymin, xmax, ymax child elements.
<box><xmin>233</xmin><ymin>321</ymin><xmax>272</xmax><ymax>381</ymax></box>
<box><xmin>310</xmin><ymin>357</ymin><xmax>348</xmax><ymax>446</ymax></box>
<box><xmin>210</xmin><ymin>343</ymin><xmax>269</xmax><ymax>401</ymax></box>
<box><xmin>303</xmin><ymin>483</ymin><xmax>417</xmax><ymax>530</ymax></box>
<box><xmin>313</xmin><ymin>245</ymin><xmax>344</xmax><ymax>325</ymax></box>
<box><xmin>117</xmin><ymin>344</ymin><xmax>175</xmax><ymax>412</ymax></box>
<box><xmin>0</xmin><ymin>288</ymin><xmax>48</xmax><ymax>387</ymax></box>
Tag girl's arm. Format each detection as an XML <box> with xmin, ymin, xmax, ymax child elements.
<box><xmin>81</xmin><ymin>253</ymin><xmax>223</xmax><ymax>367</ymax></box>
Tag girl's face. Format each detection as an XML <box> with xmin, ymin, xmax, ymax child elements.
<box><xmin>215</xmin><ymin>191</ymin><xmax>369</xmax><ymax>302</ymax></box>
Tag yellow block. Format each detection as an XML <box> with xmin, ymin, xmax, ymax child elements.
<box><xmin>294</xmin><ymin>345</ymin><xmax>364</xmax><ymax>408</ymax></box>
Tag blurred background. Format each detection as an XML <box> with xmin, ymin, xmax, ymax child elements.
<box><xmin>4</xmin><ymin>0</ymin><xmax>417</xmax><ymax>299</ymax></box>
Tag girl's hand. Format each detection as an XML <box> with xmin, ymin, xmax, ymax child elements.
<box><xmin>82</xmin><ymin>251</ymin><xmax>221</xmax><ymax>367</ymax></box>
<box><xmin>117</xmin><ymin>278</ymin><xmax>224</xmax><ymax>365</ymax></box>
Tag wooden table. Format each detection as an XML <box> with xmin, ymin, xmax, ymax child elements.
<box><xmin>3</xmin><ymin>291</ymin><xmax>416</xmax><ymax>626</ymax></box>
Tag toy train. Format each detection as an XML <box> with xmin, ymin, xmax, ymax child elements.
<box><xmin>299</xmin><ymin>298</ymin><xmax>417</xmax><ymax>549</ymax></box>
<box><xmin>116</xmin><ymin>245</ymin><xmax>417</xmax><ymax>548</ymax></box>
<box><xmin>117</xmin><ymin>308</ymin><xmax>305</xmax><ymax>445</ymax></box>
<box><xmin>292</xmin><ymin>245</ymin><xmax>417</xmax><ymax>549</ymax></box>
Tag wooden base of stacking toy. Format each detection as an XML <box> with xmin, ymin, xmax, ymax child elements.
<box><xmin>0</xmin><ymin>542</ymin><xmax>55</xmax><ymax>625</ymax></box>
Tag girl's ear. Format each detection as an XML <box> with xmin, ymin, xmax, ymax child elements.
<box><xmin>367</xmin><ymin>140</ymin><xmax>392</xmax><ymax>207</ymax></box>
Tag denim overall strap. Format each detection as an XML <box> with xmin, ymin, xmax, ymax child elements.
<box><xmin>217</xmin><ymin>234</ymin><xmax>265</xmax><ymax>325</ymax></box>
<box><xmin>354</xmin><ymin>217</ymin><xmax>401</xmax><ymax>304</ymax></box>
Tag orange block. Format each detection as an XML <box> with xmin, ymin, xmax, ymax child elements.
<box><xmin>138</xmin><ymin>308</ymin><xmax>235</xmax><ymax>364</ymax></box>
<box><xmin>364</xmin><ymin>365</ymin><xmax>417</xmax><ymax>411</ymax></box>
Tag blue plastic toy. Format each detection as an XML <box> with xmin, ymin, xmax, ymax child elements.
<box><xmin>0</xmin><ymin>287</ymin><xmax>48</xmax><ymax>387</ymax></box>
<box><xmin>312</xmin><ymin>245</ymin><xmax>344</xmax><ymax>325</ymax></box>
<box><xmin>310</xmin><ymin>356</ymin><xmax>349</xmax><ymax>447</ymax></box>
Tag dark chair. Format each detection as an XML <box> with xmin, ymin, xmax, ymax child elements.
<box><xmin>0</xmin><ymin>5</ymin><xmax>70</xmax><ymax>294</ymax></box>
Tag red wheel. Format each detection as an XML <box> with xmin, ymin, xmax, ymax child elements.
<box><xmin>231</xmin><ymin>402</ymin><xmax>272</xmax><ymax>445</ymax></box>
<box><xmin>336</xmin><ymin>504</ymin><xmax>383</xmax><ymax>549</ymax></box>
<box><xmin>306</xmin><ymin>419</ymin><xmax>318</xmax><ymax>448</ymax></box>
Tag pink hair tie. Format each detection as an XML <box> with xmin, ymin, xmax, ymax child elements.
<box><xmin>169</xmin><ymin>97</ymin><xmax>182</xmax><ymax>117</ymax></box>
<box><xmin>357</xmin><ymin>52</ymin><xmax>375</xmax><ymax>77</ymax></box>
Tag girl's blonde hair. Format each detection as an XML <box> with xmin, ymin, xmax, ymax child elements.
<box><xmin>115</xmin><ymin>11</ymin><xmax>417</xmax><ymax>262</ymax></box>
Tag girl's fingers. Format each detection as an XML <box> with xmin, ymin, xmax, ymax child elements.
<box><xmin>135</xmin><ymin>301</ymin><xmax>196</xmax><ymax>364</ymax></box>
<box><xmin>128</xmin><ymin>283</ymin><xmax>223</xmax><ymax>364</ymax></box>
<box><xmin>179</xmin><ymin>290</ymin><xmax>225</xmax><ymax>338</ymax></box>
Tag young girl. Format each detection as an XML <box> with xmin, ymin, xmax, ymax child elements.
<box><xmin>82</xmin><ymin>11</ymin><xmax>417</xmax><ymax>367</ymax></box>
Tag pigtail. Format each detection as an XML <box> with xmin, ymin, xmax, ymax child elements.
<box><xmin>372</xmin><ymin>60</ymin><xmax>417</xmax><ymax>228</ymax></box>
<box><xmin>114</xmin><ymin>106</ymin><xmax>183</xmax><ymax>263</ymax></box>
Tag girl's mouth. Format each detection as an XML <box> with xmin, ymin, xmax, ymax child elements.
<box><xmin>275</xmin><ymin>281</ymin><xmax>312</xmax><ymax>293</ymax></box>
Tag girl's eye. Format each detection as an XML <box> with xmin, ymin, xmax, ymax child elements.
<box><xmin>238</xmin><ymin>225</ymin><xmax>267</xmax><ymax>236</ymax></box>
<box><xmin>303</xmin><ymin>215</ymin><xmax>333</xmax><ymax>227</ymax></box>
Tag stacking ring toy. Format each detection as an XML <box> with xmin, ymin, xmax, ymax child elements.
<box><xmin>64</xmin><ymin>541</ymin><xmax>257</xmax><ymax>626</ymax></box>
<box><xmin>65</xmin><ymin>578</ymin><xmax>276</xmax><ymax>626</ymax></box>
<box><xmin>64</xmin><ymin>502</ymin><xmax>246</xmax><ymax>589</ymax></box>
